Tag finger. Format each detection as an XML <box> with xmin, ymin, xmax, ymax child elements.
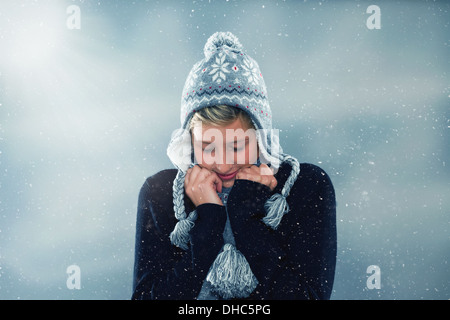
<box><xmin>258</xmin><ymin>163</ymin><xmax>274</xmax><ymax>176</ymax></box>
<box><xmin>207</xmin><ymin>171</ymin><xmax>222</xmax><ymax>193</ymax></box>
<box><xmin>186</xmin><ymin>165</ymin><xmax>203</xmax><ymax>193</ymax></box>
<box><xmin>190</xmin><ymin>167</ymin><xmax>222</xmax><ymax>194</ymax></box>
<box><xmin>238</xmin><ymin>170</ymin><xmax>262</xmax><ymax>184</ymax></box>
<box><xmin>236</xmin><ymin>166</ymin><xmax>252</xmax><ymax>179</ymax></box>
<box><xmin>186</xmin><ymin>165</ymin><xmax>198</xmax><ymax>179</ymax></box>
<box><xmin>194</xmin><ymin>167</ymin><xmax>214</xmax><ymax>185</ymax></box>
<box><xmin>184</xmin><ymin>168</ymin><xmax>191</xmax><ymax>188</ymax></box>
<box><xmin>237</xmin><ymin>168</ymin><xmax>253</xmax><ymax>181</ymax></box>
<box><xmin>259</xmin><ymin>165</ymin><xmax>277</xmax><ymax>190</ymax></box>
<box><xmin>269</xmin><ymin>176</ymin><xmax>278</xmax><ymax>191</ymax></box>
<box><xmin>235</xmin><ymin>168</ymin><xmax>247</xmax><ymax>180</ymax></box>
<box><xmin>188</xmin><ymin>165</ymin><xmax>204</xmax><ymax>185</ymax></box>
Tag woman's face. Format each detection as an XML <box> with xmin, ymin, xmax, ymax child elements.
<box><xmin>191</xmin><ymin>117</ymin><xmax>259</xmax><ymax>188</ymax></box>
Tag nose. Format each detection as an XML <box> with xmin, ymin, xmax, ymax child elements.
<box><xmin>213</xmin><ymin>148</ymin><xmax>235</xmax><ymax>175</ymax></box>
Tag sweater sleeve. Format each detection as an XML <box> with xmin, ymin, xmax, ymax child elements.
<box><xmin>227</xmin><ymin>163</ymin><xmax>337</xmax><ymax>300</ymax></box>
<box><xmin>131</xmin><ymin>172</ymin><xmax>227</xmax><ymax>300</ymax></box>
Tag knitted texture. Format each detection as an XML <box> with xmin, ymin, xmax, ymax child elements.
<box><xmin>206</xmin><ymin>244</ymin><xmax>258</xmax><ymax>299</ymax></box>
<box><xmin>181</xmin><ymin>32</ymin><xmax>271</xmax><ymax>135</ymax></box>
<box><xmin>166</xmin><ymin>32</ymin><xmax>301</xmax><ymax>299</ymax></box>
<box><xmin>263</xmin><ymin>153</ymin><xmax>301</xmax><ymax>229</ymax></box>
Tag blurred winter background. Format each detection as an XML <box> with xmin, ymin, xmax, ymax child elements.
<box><xmin>0</xmin><ymin>0</ymin><xmax>448</xmax><ymax>300</ymax></box>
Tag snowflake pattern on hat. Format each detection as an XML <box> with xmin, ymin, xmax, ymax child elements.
<box><xmin>209</xmin><ymin>52</ymin><xmax>230</xmax><ymax>83</ymax></box>
<box><xmin>241</xmin><ymin>57</ymin><xmax>261</xmax><ymax>86</ymax></box>
<box><xmin>180</xmin><ymin>34</ymin><xmax>272</xmax><ymax>136</ymax></box>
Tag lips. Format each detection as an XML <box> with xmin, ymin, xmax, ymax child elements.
<box><xmin>216</xmin><ymin>170</ymin><xmax>238</xmax><ymax>181</ymax></box>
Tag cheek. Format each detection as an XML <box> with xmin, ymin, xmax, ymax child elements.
<box><xmin>246</xmin><ymin>142</ymin><xmax>259</xmax><ymax>163</ymax></box>
<box><xmin>192</xmin><ymin>144</ymin><xmax>203</xmax><ymax>163</ymax></box>
<box><xmin>233</xmin><ymin>146</ymin><xmax>257</xmax><ymax>165</ymax></box>
<box><xmin>193</xmin><ymin>146</ymin><xmax>214</xmax><ymax>169</ymax></box>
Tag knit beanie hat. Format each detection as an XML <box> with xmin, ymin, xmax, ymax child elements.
<box><xmin>166</xmin><ymin>32</ymin><xmax>300</xmax><ymax>298</ymax></box>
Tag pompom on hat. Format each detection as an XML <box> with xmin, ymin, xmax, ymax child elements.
<box><xmin>166</xmin><ymin>32</ymin><xmax>300</xmax><ymax>299</ymax></box>
<box><xmin>203</xmin><ymin>31</ymin><xmax>243</xmax><ymax>58</ymax></box>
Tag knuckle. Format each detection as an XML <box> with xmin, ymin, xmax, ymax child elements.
<box><xmin>197</xmin><ymin>183</ymin><xmax>205</xmax><ymax>190</ymax></box>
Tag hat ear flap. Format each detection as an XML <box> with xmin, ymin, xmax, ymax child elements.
<box><xmin>167</xmin><ymin>128</ymin><xmax>193</xmax><ymax>173</ymax></box>
<box><xmin>254</xmin><ymin>126</ymin><xmax>283</xmax><ymax>173</ymax></box>
<box><xmin>262</xmin><ymin>154</ymin><xmax>300</xmax><ymax>229</ymax></box>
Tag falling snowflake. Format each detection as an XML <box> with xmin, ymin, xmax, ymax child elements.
<box><xmin>208</xmin><ymin>52</ymin><xmax>229</xmax><ymax>83</ymax></box>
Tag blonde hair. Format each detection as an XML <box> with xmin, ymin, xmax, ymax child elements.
<box><xmin>188</xmin><ymin>105</ymin><xmax>255</xmax><ymax>132</ymax></box>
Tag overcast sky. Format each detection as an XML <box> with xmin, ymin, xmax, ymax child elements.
<box><xmin>0</xmin><ymin>0</ymin><xmax>448</xmax><ymax>299</ymax></box>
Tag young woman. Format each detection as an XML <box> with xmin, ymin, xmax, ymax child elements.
<box><xmin>132</xmin><ymin>32</ymin><xmax>337</xmax><ymax>300</ymax></box>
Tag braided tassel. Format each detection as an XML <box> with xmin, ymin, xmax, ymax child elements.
<box><xmin>169</xmin><ymin>210</ymin><xmax>197</xmax><ymax>250</ymax></box>
<box><xmin>262</xmin><ymin>154</ymin><xmax>300</xmax><ymax>229</ymax></box>
<box><xmin>169</xmin><ymin>166</ymin><xmax>197</xmax><ymax>250</ymax></box>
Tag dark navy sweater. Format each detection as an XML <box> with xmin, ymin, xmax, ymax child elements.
<box><xmin>132</xmin><ymin>162</ymin><xmax>337</xmax><ymax>300</ymax></box>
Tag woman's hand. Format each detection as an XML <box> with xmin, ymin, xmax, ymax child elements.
<box><xmin>185</xmin><ymin>165</ymin><xmax>224</xmax><ymax>207</ymax></box>
<box><xmin>236</xmin><ymin>163</ymin><xmax>278</xmax><ymax>191</ymax></box>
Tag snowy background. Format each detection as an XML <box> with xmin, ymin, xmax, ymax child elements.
<box><xmin>0</xmin><ymin>0</ymin><xmax>448</xmax><ymax>299</ymax></box>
